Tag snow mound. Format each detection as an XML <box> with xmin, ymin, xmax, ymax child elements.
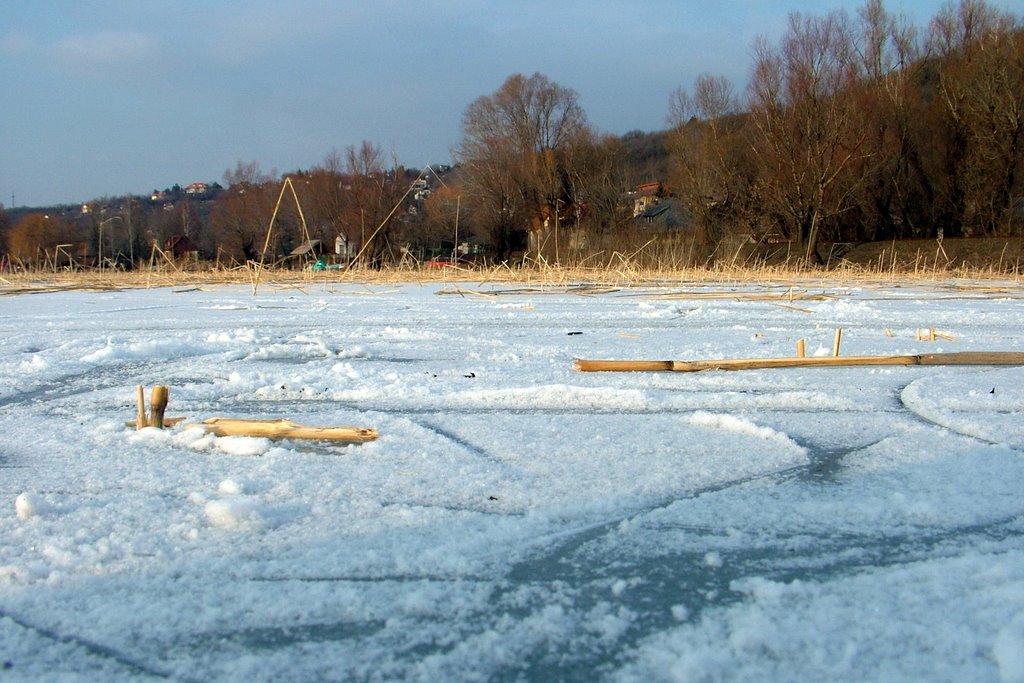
<box><xmin>689</xmin><ymin>411</ymin><xmax>805</xmax><ymax>449</ymax></box>
<box><xmin>204</xmin><ymin>498</ymin><xmax>264</xmax><ymax>530</ymax></box>
<box><xmin>15</xmin><ymin>492</ymin><xmax>51</xmax><ymax>520</ymax></box>
<box><xmin>215</xmin><ymin>436</ymin><xmax>273</xmax><ymax>457</ymax></box>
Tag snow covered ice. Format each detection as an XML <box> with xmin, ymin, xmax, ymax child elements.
<box><xmin>1</xmin><ymin>280</ymin><xmax>1023</xmax><ymax>681</ymax></box>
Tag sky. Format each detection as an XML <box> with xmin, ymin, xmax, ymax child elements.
<box><xmin>0</xmin><ymin>0</ymin><xmax>1004</xmax><ymax>208</ymax></box>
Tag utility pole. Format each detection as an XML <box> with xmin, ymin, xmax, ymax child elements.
<box><xmin>123</xmin><ymin>198</ymin><xmax>134</xmax><ymax>268</ymax></box>
<box><xmin>454</xmin><ymin>195</ymin><xmax>460</xmax><ymax>261</ymax></box>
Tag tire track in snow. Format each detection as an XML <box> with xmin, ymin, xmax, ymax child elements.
<box><xmin>227</xmin><ymin>398</ymin><xmax>892</xmax><ymax>418</ymax></box>
<box><xmin>172</xmin><ymin>618</ymin><xmax>388</xmax><ymax>655</ymax></box>
<box><xmin>0</xmin><ymin>608</ymin><xmax>190</xmax><ymax>682</ymax></box>
<box><xmin>0</xmin><ymin>357</ymin><xmax>218</xmax><ymax>412</ymax></box>
<box><xmin>410</xmin><ymin>416</ymin><xmax>521</xmax><ymax>472</ymax></box>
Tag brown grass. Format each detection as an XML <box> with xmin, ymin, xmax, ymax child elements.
<box><xmin>2</xmin><ymin>237</ymin><xmax>1023</xmax><ymax>296</ymax></box>
<box><xmin>2</xmin><ymin>251</ymin><xmax>1022</xmax><ymax>298</ymax></box>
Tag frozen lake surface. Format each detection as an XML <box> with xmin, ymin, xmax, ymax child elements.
<box><xmin>1</xmin><ymin>279</ymin><xmax>1023</xmax><ymax>681</ymax></box>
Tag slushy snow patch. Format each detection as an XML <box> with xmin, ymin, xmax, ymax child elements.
<box><xmin>994</xmin><ymin>614</ymin><xmax>1024</xmax><ymax>683</ymax></box>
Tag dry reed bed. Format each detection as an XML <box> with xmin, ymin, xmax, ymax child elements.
<box><xmin>2</xmin><ymin>259</ymin><xmax>1023</xmax><ymax>298</ymax></box>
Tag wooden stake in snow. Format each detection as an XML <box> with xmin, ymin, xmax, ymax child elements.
<box><xmin>128</xmin><ymin>384</ymin><xmax>183</xmax><ymax>429</ymax></box>
<box><xmin>832</xmin><ymin>328</ymin><xmax>843</xmax><ymax>356</ymax></box>
<box><xmin>574</xmin><ymin>351</ymin><xmax>1024</xmax><ymax>373</ymax></box>
<box><xmin>150</xmin><ymin>385</ymin><xmax>169</xmax><ymax>429</ymax></box>
<box><xmin>136</xmin><ymin>385</ymin><xmax>148</xmax><ymax>430</ymax></box>
<box><xmin>796</xmin><ymin>339</ymin><xmax>806</xmax><ymax>358</ymax></box>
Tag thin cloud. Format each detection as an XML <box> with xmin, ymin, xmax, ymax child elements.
<box><xmin>0</xmin><ymin>32</ymin><xmax>36</xmax><ymax>55</ymax></box>
<box><xmin>200</xmin><ymin>2</ymin><xmax>360</xmax><ymax>65</ymax></box>
<box><xmin>49</xmin><ymin>30</ymin><xmax>157</xmax><ymax>73</ymax></box>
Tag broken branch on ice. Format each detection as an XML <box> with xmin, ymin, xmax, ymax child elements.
<box><xmin>127</xmin><ymin>385</ymin><xmax>377</xmax><ymax>443</ymax></box>
<box><xmin>200</xmin><ymin>418</ymin><xmax>378</xmax><ymax>442</ymax></box>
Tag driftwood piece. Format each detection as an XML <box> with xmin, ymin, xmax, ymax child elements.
<box><xmin>125</xmin><ymin>386</ymin><xmax>376</xmax><ymax>444</ymax></box>
<box><xmin>201</xmin><ymin>418</ymin><xmax>379</xmax><ymax>443</ymax></box>
<box><xmin>574</xmin><ymin>351</ymin><xmax>1024</xmax><ymax>373</ymax></box>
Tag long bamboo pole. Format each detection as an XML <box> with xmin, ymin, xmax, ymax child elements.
<box><xmin>574</xmin><ymin>351</ymin><xmax>1024</xmax><ymax>373</ymax></box>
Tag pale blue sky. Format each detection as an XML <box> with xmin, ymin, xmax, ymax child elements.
<box><xmin>0</xmin><ymin>0</ymin><xmax>1001</xmax><ymax>207</ymax></box>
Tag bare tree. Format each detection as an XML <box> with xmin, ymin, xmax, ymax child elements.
<box><xmin>302</xmin><ymin>150</ymin><xmax>348</xmax><ymax>250</ymax></box>
<box><xmin>456</xmin><ymin>73</ymin><xmax>589</xmax><ymax>262</ymax></box>
<box><xmin>668</xmin><ymin>73</ymin><xmax>754</xmax><ymax>256</ymax></box>
<box><xmin>928</xmin><ymin>0</ymin><xmax>1023</xmax><ymax>235</ymax></box>
<box><xmin>846</xmin><ymin>0</ymin><xmax>929</xmax><ymax>241</ymax></box>
<box><xmin>223</xmin><ymin>160</ymin><xmax>271</xmax><ymax>189</ymax></box>
<box><xmin>421</xmin><ymin>184</ymin><xmax>465</xmax><ymax>254</ymax></box>
<box><xmin>564</xmin><ymin>131</ymin><xmax>633</xmax><ymax>238</ymax></box>
<box><xmin>8</xmin><ymin>213</ymin><xmax>75</xmax><ymax>268</ymax></box>
<box><xmin>0</xmin><ymin>204</ymin><xmax>9</xmax><ymax>263</ymax></box>
<box><xmin>963</xmin><ymin>20</ymin><xmax>1024</xmax><ymax>235</ymax></box>
<box><xmin>117</xmin><ymin>195</ymin><xmax>147</xmax><ymax>268</ymax></box>
<box><xmin>209</xmin><ymin>161</ymin><xmax>277</xmax><ymax>263</ymax></box>
<box><xmin>748</xmin><ymin>11</ymin><xmax>867</xmax><ymax>264</ymax></box>
<box><xmin>334</xmin><ymin>141</ymin><xmax>408</xmax><ymax>266</ymax></box>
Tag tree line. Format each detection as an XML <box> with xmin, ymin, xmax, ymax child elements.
<box><xmin>1</xmin><ymin>0</ymin><xmax>1020</xmax><ymax>271</ymax></box>
<box><xmin>0</xmin><ymin>144</ymin><xmax>440</xmax><ymax>271</ymax></box>
<box><xmin>669</xmin><ymin>0</ymin><xmax>1024</xmax><ymax>263</ymax></box>
<box><xmin>453</xmin><ymin>0</ymin><xmax>1023</xmax><ymax>267</ymax></box>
